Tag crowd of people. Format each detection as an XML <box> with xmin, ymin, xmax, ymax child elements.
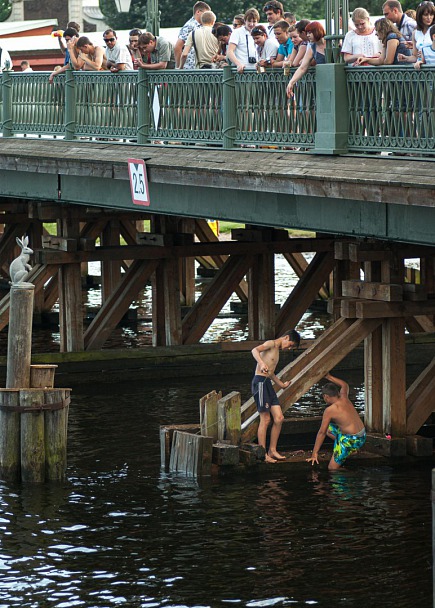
<box><xmin>1</xmin><ymin>0</ymin><xmax>434</xmax><ymax>88</ymax></box>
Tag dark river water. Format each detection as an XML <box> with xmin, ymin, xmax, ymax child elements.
<box><xmin>0</xmin><ymin>256</ymin><xmax>433</xmax><ymax>607</ymax></box>
<box><xmin>0</xmin><ymin>375</ymin><xmax>432</xmax><ymax>608</ymax></box>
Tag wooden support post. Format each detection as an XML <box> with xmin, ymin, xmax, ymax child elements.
<box><xmin>58</xmin><ymin>216</ymin><xmax>84</xmax><ymax>352</ymax></box>
<box><xmin>169</xmin><ymin>431</ymin><xmax>213</xmax><ymax>476</ymax></box>
<box><xmin>382</xmin><ymin>318</ymin><xmax>406</xmax><ymax>436</ymax></box>
<box><xmin>200</xmin><ymin>390</ymin><xmax>222</xmax><ymax>441</ymax></box>
<box><xmin>364</xmin><ymin>325</ymin><xmax>383</xmax><ymax>433</ymax></box>
<box><xmin>248</xmin><ymin>257</ymin><xmax>259</xmax><ymax>340</ymax></box>
<box><xmin>180</xmin><ymin>218</ymin><xmax>195</xmax><ymax>307</ymax></box>
<box><xmin>20</xmin><ymin>389</ymin><xmax>45</xmax><ymax>483</ymax></box>
<box><xmin>7</xmin><ymin>283</ymin><xmax>34</xmax><ymax>389</ymax></box>
<box><xmin>0</xmin><ymin>389</ymin><xmax>20</xmax><ymax>481</ymax></box>
<box><xmin>163</xmin><ymin>257</ymin><xmax>182</xmax><ymax>345</ymax></box>
<box><xmin>152</xmin><ymin>263</ymin><xmax>166</xmax><ymax>346</ymax></box>
<box><xmin>218</xmin><ymin>391</ymin><xmax>241</xmax><ymax>444</ymax></box>
<box><xmin>44</xmin><ymin>389</ymin><xmax>70</xmax><ymax>481</ymax></box>
<box><xmin>29</xmin><ymin>220</ymin><xmax>44</xmax><ymax>319</ymax></box>
<box><xmin>258</xmin><ymin>252</ymin><xmax>275</xmax><ymax>339</ymax></box>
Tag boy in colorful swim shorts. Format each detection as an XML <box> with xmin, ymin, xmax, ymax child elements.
<box><xmin>251</xmin><ymin>329</ymin><xmax>300</xmax><ymax>463</ymax></box>
<box><xmin>307</xmin><ymin>372</ymin><xmax>366</xmax><ymax>470</ymax></box>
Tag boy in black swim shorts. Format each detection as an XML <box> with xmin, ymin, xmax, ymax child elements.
<box><xmin>251</xmin><ymin>329</ymin><xmax>300</xmax><ymax>463</ymax></box>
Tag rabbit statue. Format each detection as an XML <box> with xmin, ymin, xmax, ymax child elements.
<box><xmin>9</xmin><ymin>236</ymin><xmax>33</xmax><ymax>284</ymax></box>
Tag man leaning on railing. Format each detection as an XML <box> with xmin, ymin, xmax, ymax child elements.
<box><xmin>135</xmin><ymin>33</ymin><xmax>176</xmax><ymax>70</ymax></box>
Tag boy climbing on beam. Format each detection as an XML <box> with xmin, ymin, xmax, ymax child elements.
<box><xmin>251</xmin><ymin>329</ymin><xmax>300</xmax><ymax>463</ymax></box>
<box><xmin>307</xmin><ymin>373</ymin><xmax>367</xmax><ymax>470</ymax></box>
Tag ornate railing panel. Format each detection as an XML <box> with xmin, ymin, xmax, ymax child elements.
<box><xmin>235</xmin><ymin>69</ymin><xmax>316</xmax><ymax>147</ymax></box>
<box><xmin>10</xmin><ymin>72</ymin><xmax>65</xmax><ymax>135</ymax></box>
<box><xmin>146</xmin><ymin>70</ymin><xmax>223</xmax><ymax>144</ymax></box>
<box><xmin>347</xmin><ymin>66</ymin><xmax>435</xmax><ymax>154</ymax></box>
<box><xmin>74</xmin><ymin>71</ymin><xmax>138</xmax><ymax>138</ymax></box>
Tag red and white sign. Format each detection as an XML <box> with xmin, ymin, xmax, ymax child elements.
<box><xmin>127</xmin><ymin>158</ymin><xmax>150</xmax><ymax>206</ymax></box>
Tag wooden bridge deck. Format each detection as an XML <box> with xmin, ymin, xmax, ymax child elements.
<box><xmin>0</xmin><ymin>139</ymin><xmax>434</xmax><ymax>245</ymax></box>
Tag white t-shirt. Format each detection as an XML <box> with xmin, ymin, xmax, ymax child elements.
<box><xmin>341</xmin><ymin>28</ymin><xmax>383</xmax><ymax>59</ymax></box>
<box><xmin>257</xmin><ymin>37</ymin><xmax>279</xmax><ymax>61</ymax></box>
<box><xmin>228</xmin><ymin>26</ymin><xmax>257</xmax><ymax>68</ymax></box>
<box><xmin>106</xmin><ymin>42</ymin><xmax>133</xmax><ymax>70</ymax></box>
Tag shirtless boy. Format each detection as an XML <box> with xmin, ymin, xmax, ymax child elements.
<box><xmin>251</xmin><ymin>329</ymin><xmax>300</xmax><ymax>463</ymax></box>
<box><xmin>307</xmin><ymin>373</ymin><xmax>366</xmax><ymax>470</ymax></box>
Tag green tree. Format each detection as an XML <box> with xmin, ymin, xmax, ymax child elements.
<box><xmin>99</xmin><ymin>0</ymin><xmax>327</xmax><ymax>30</ymax></box>
<box><xmin>0</xmin><ymin>0</ymin><xmax>12</xmax><ymax>22</ymax></box>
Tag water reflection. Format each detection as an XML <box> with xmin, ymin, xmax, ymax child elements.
<box><xmin>0</xmin><ymin>381</ymin><xmax>431</xmax><ymax>607</ymax></box>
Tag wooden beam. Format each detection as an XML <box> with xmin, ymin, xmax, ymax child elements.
<box><xmin>353</xmin><ymin>300</ymin><xmax>435</xmax><ymax>318</ymax></box>
<box><xmin>84</xmin><ymin>259</ymin><xmax>159</xmax><ymax>350</ymax></box>
<box><xmin>406</xmin><ymin>356</ymin><xmax>435</xmax><ymax>434</ymax></box>
<box><xmin>34</xmin><ymin>238</ymin><xmax>335</xmax><ymax>265</ymax></box>
<box><xmin>276</xmin><ymin>251</ymin><xmax>335</xmax><ymax>336</ymax></box>
<box><xmin>284</xmin><ymin>252</ymin><xmax>330</xmax><ymax>300</ymax></box>
<box><xmin>342</xmin><ymin>280</ymin><xmax>403</xmax><ymax>302</ymax></box>
<box><xmin>182</xmin><ymin>254</ymin><xmax>255</xmax><ymax>344</ymax></box>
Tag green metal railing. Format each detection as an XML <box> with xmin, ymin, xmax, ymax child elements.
<box><xmin>347</xmin><ymin>66</ymin><xmax>435</xmax><ymax>154</ymax></box>
<box><xmin>2</xmin><ymin>65</ymin><xmax>435</xmax><ymax>156</ymax></box>
<box><xmin>0</xmin><ymin>67</ymin><xmax>316</xmax><ymax>150</ymax></box>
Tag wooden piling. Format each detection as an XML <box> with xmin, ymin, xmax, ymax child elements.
<box><xmin>199</xmin><ymin>390</ymin><xmax>221</xmax><ymax>441</ymax></box>
<box><xmin>44</xmin><ymin>389</ymin><xmax>70</xmax><ymax>481</ymax></box>
<box><xmin>0</xmin><ymin>389</ymin><xmax>20</xmax><ymax>481</ymax></box>
<box><xmin>218</xmin><ymin>391</ymin><xmax>241</xmax><ymax>444</ymax></box>
<box><xmin>6</xmin><ymin>284</ymin><xmax>34</xmax><ymax>389</ymax></box>
<box><xmin>30</xmin><ymin>365</ymin><xmax>58</xmax><ymax>389</ymax></box>
<box><xmin>20</xmin><ymin>389</ymin><xmax>45</xmax><ymax>483</ymax></box>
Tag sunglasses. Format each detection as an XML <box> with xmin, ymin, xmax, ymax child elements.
<box><xmin>264</xmin><ymin>4</ymin><xmax>275</xmax><ymax>10</ymax></box>
<box><xmin>104</xmin><ymin>37</ymin><xmax>116</xmax><ymax>42</ymax></box>
<box><xmin>233</xmin><ymin>22</ymin><xmax>241</xmax><ymax>26</ymax></box>
<box><xmin>418</xmin><ymin>1</ymin><xmax>434</xmax><ymax>5</ymax></box>
<box><xmin>252</xmin><ymin>27</ymin><xmax>266</xmax><ymax>34</ymax></box>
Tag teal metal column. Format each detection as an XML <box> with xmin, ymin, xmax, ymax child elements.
<box><xmin>222</xmin><ymin>66</ymin><xmax>236</xmax><ymax>150</ymax></box>
<box><xmin>146</xmin><ymin>0</ymin><xmax>160</xmax><ymax>35</ymax></box>
<box><xmin>1</xmin><ymin>68</ymin><xmax>12</xmax><ymax>138</ymax></box>
<box><xmin>313</xmin><ymin>63</ymin><xmax>348</xmax><ymax>155</ymax></box>
<box><xmin>64</xmin><ymin>68</ymin><xmax>76</xmax><ymax>141</ymax></box>
<box><xmin>137</xmin><ymin>68</ymin><xmax>150</xmax><ymax>145</ymax></box>
<box><xmin>325</xmin><ymin>0</ymin><xmax>349</xmax><ymax>63</ymax></box>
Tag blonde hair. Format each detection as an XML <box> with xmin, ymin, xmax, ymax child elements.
<box><xmin>352</xmin><ymin>8</ymin><xmax>370</xmax><ymax>23</ymax></box>
<box><xmin>374</xmin><ymin>17</ymin><xmax>401</xmax><ymax>44</ymax></box>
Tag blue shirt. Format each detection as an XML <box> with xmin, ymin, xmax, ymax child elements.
<box><xmin>64</xmin><ymin>48</ymin><xmax>70</xmax><ymax>66</ymax></box>
<box><xmin>277</xmin><ymin>38</ymin><xmax>293</xmax><ymax>58</ymax></box>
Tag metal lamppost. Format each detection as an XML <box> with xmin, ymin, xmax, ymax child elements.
<box><xmin>114</xmin><ymin>0</ymin><xmax>132</xmax><ymax>12</ymax></box>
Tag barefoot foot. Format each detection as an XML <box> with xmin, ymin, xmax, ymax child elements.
<box><xmin>268</xmin><ymin>451</ymin><xmax>286</xmax><ymax>461</ymax></box>
<box><xmin>265</xmin><ymin>453</ymin><xmax>277</xmax><ymax>463</ymax></box>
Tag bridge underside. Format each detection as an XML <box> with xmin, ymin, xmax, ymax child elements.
<box><xmin>0</xmin><ymin>139</ymin><xmax>434</xmax><ymax>445</ymax></box>
<box><xmin>0</xmin><ymin>139</ymin><xmax>434</xmax><ymax>246</ymax></box>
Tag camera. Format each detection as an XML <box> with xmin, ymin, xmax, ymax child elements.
<box><xmin>248</xmin><ymin>57</ymin><xmax>257</xmax><ymax>64</ymax></box>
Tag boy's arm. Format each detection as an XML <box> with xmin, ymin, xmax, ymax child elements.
<box><xmin>307</xmin><ymin>407</ymin><xmax>333</xmax><ymax>465</ymax></box>
<box><xmin>269</xmin><ymin>372</ymin><xmax>289</xmax><ymax>390</ymax></box>
<box><xmin>325</xmin><ymin>372</ymin><xmax>349</xmax><ymax>398</ymax></box>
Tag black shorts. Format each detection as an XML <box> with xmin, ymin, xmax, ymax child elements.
<box><xmin>251</xmin><ymin>375</ymin><xmax>279</xmax><ymax>413</ymax></box>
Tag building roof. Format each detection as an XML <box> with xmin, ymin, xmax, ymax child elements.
<box><xmin>0</xmin><ymin>19</ymin><xmax>58</xmax><ymax>37</ymax></box>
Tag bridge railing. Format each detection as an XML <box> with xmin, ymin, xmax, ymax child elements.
<box><xmin>0</xmin><ymin>66</ymin><xmax>316</xmax><ymax>150</ymax></box>
<box><xmin>346</xmin><ymin>66</ymin><xmax>435</xmax><ymax>155</ymax></box>
<box><xmin>2</xmin><ymin>64</ymin><xmax>435</xmax><ymax>155</ymax></box>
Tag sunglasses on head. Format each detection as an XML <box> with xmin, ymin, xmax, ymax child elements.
<box><xmin>418</xmin><ymin>1</ymin><xmax>434</xmax><ymax>4</ymax></box>
<box><xmin>104</xmin><ymin>37</ymin><xmax>116</xmax><ymax>42</ymax></box>
<box><xmin>252</xmin><ymin>27</ymin><xmax>266</xmax><ymax>34</ymax></box>
<box><xmin>264</xmin><ymin>4</ymin><xmax>275</xmax><ymax>10</ymax></box>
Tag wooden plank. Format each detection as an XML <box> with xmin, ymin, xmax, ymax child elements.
<box><xmin>170</xmin><ymin>432</ymin><xmax>213</xmax><ymax>476</ymax></box>
<box><xmin>42</xmin><ymin>236</ymin><xmax>77</xmax><ymax>252</ymax></box>
<box><xmin>160</xmin><ymin>423</ymin><xmax>200</xmax><ymax>469</ymax></box>
<box><xmin>276</xmin><ymin>251</ymin><xmax>335</xmax><ymax>336</ymax></box>
<box><xmin>406</xmin><ymin>356</ymin><xmax>435</xmax><ymax>434</ymax></box>
<box><xmin>199</xmin><ymin>390</ymin><xmax>221</xmax><ymax>441</ymax></box>
<box><xmin>162</xmin><ymin>257</ymin><xmax>183</xmax><ymax>345</ymax></box>
<box><xmin>84</xmin><ymin>259</ymin><xmax>159</xmax><ymax>350</ymax></box>
<box><xmin>284</xmin><ymin>252</ymin><xmax>329</xmax><ymax>300</ymax></box>
<box><xmin>355</xmin><ymin>300</ymin><xmax>435</xmax><ymax>318</ymax></box>
<box><xmin>258</xmin><ymin>253</ymin><xmax>275</xmax><ymax>339</ymax></box>
<box><xmin>182</xmin><ymin>254</ymin><xmax>255</xmax><ymax>344</ymax></box>
<box><xmin>342</xmin><ymin>280</ymin><xmax>403</xmax><ymax>302</ymax></box>
<box><xmin>217</xmin><ymin>391</ymin><xmax>241</xmax><ymax>444</ymax></box>
<box><xmin>382</xmin><ymin>318</ymin><xmax>406</xmax><ymax>436</ymax></box>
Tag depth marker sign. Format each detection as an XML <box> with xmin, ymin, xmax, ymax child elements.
<box><xmin>128</xmin><ymin>158</ymin><xmax>150</xmax><ymax>206</ymax></box>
